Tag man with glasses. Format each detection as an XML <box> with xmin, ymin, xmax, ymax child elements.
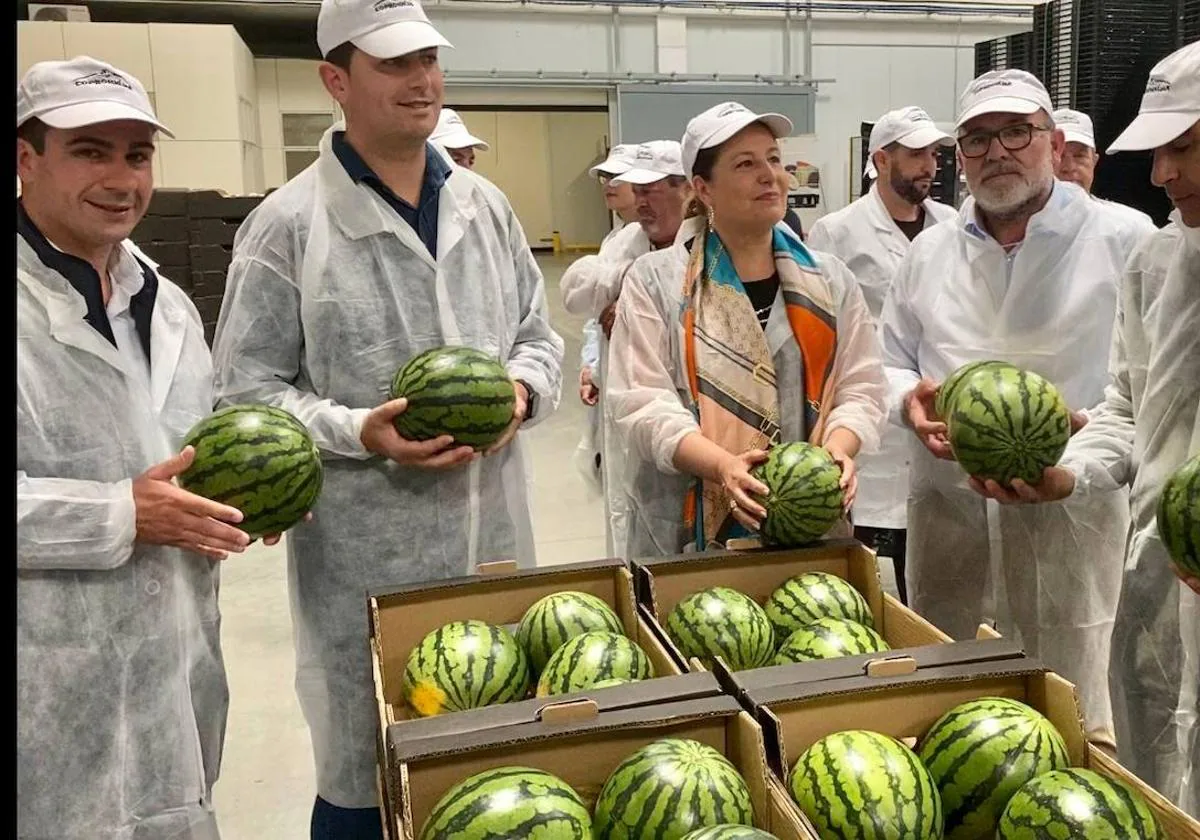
<box><xmin>880</xmin><ymin>69</ymin><xmax>1152</xmax><ymax>748</ymax></box>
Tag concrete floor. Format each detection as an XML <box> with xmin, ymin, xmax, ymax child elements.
<box><xmin>210</xmin><ymin>254</ymin><xmax>898</xmax><ymax>836</ymax></box>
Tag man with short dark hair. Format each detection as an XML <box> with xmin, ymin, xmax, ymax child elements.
<box><xmin>210</xmin><ymin>1</ymin><xmax>564</xmax><ymax>836</ymax></box>
<box><xmin>807</xmin><ymin>106</ymin><xmax>958</xmax><ymax>599</ymax></box>
<box><xmin>17</xmin><ymin>55</ymin><xmax>248</xmax><ymax>839</ymax></box>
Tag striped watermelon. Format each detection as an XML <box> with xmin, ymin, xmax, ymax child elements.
<box><xmin>936</xmin><ymin>360</ymin><xmax>1018</xmax><ymax>420</ymax></box>
<box><xmin>773</xmin><ymin>617</ymin><xmax>890</xmax><ymax>665</ymax></box>
<box><xmin>390</xmin><ymin>346</ymin><xmax>516</xmax><ymax>450</ymax></box>
<box><xmin>789</xmin><ymin>730</ymin><xmax>943</xmax><ymax>839</ymax></box>
<box><xmin>664</xmin><ymin>587</ymin><xmax>775</xmax><ymax>671</ymax></box>
<box><xmin>590</xmin><ymin>677</ymin><xmax>634</xmax><ymax>689</ymax></box>
<box><xmin>917</xmin><ymin>697</ymin><xmax>1070</xmax><ymax>840</ymax></box>
<box><xmin>179</xmin><ymin>404</ymin><xmax>323</xmax><ymax>539</ymax></box>
<box><xmin>516</xmin><ymin>591</ymin><xmax>624</xmax><ymax>673</ymax></box>
<box><xmin>594</xmin><ymin>738</ymin><xmax>754</xmax><ymax>839</ymax></box>
<box><xmin>947</xmin><ymin>366</ymin><xmax>1071</xmax><ymax>486</ymax></box>
<box><xmin>1157</xmin><ymin>453</ymin><xmax>1200</xmax><ymax>577</ymax></box>
<box><xmin>763</xmin><ymin>572</ymin><xmax>874</xmax><ymax>643</ymax></box>
<box><xmin>419</xmin><ymin>766</ymin><xmax>592</xmax><ymax>840</ymax></box>
<box><xmin>751</xmin><ymin>442</ymin><xmax>845</xmax><ymax>546</ymax></box>
<box><xmin>535</xmin><ymin>631</ymin><xmax>652</xmax><ymax>697</ymax></box>
<box><xmin>401</xmin><ymin>620</ymin><xmax>531</xmax><ymax>717</ymax></box>
<box><xmin>680</xmin><ymin>828</ymin><xmax>778</xmax><ymax>840</ymax></box>
<box><xmin>998</xmin><ymin>768</ymin><xmax>1163</xmax><ymax>840</ymax></box>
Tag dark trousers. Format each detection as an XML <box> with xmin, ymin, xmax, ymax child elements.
<box><xmin>311</xmin><ymin>797</ymin><xmax>382</xmax><ymax>840</ymax></box>
<box><xmin>853</xmin><ymin>525</ymin><xmax>908</xmax><ymax>605</ymax></box>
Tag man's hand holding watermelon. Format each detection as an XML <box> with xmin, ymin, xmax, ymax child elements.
<box><xmin>360</xmin><ymin>397</ymin><xmax>478</xmax><ymax>470</ymax></box>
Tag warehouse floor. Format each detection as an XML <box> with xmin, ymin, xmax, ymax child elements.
<box><xmin>209</xmin><ymin>255</ymin><xmax>900</xmax><ymax>837</ymax></box>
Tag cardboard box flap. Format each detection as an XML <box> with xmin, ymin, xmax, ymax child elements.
<box><xmin>369</xmin><ymin>557</ymin><xmax>626</xmax><ymax>603</ymax></box>
<box><xmin>745</xmin><ymin>655</ymin><xmax>1052</xmax><ymax>708</ymax></box>
<box><xmin>388</xmin><ymin>694</ymin><xmax>744</xmax><ymax>764</ymax></box>
<box><xmin>721</xmin><ymin>638</ymin><xmax>1027</xmax><ymax>695</ymax></box>
<box><xmin>385</xmin><ymin>672</ymin><xmax>722</xmax><ymax>744</ymax></box>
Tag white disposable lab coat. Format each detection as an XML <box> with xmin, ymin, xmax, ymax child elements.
<box><xmin>560</xmin><ymin>221</ymin><xmax>652</xmax><ymax>557</ymax></box>
<box><xmin>1059</xmin><ymin>216</ymin><xmax>1199</xmax><ymax>815</ymax></box>
<box><xmin>210</xmin><ymin>127</ymin><xmax>564</xmax><ymax>809</ymax></box>
<box><xmin>880</xmin><ymin>180</ymin><xmax>1153</xmax><ymax>744</ymax></box>
<box><xmin>17</xmin><ymin>233</ymin><xmax>225</xmax><ymax>839</ymax></box>
<box><xmin>807</xmin><ymin>184</ymin><xmax>957</xmax><ymax>529</ymax></box>
<box><xmin>607</xmin><ymin>216</ymin><xmax>888</xmax><ymax>558</ymax></box>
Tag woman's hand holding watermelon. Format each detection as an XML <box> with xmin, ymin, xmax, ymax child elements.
<box><xmin>715</xmin><ymin>449</ymin><xmax>770</xmax><ymax>531</ymax></box>
<box><xmin>360</xmin><ymin>398</ymin><xmax>478</xmax><ymax>470</ymax></box>
<box><xmin>823</xmin><ymin>433</ymin><xmax>859</xmax><ymax>513</ymax></box>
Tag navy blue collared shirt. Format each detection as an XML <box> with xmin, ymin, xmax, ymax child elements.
<box><xmin>331</xmin><ymin>131</ymin><xmax>451</xmax><ymax>257</ymax></box>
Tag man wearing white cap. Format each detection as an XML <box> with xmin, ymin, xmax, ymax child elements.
<box><xmin>590</xmin><ymin>142</ymin><xmax>641</xmax><ymax>245</ymax></box>
<box><xmin>1054</xmin><ymin>107</ymin><xmax>1157</xmax><ymax>231</ymax></box>
<box><xmin>808</xmin><ymin>107</ymin><xmax>957</xmax><ymax>599</ymax></box>
<box><xmin>210</xmin><ymin>1</ymin><xmax>564</xmax><ymax>835</ymax></box>
<box><xmin>429</xmin><ymin>106</ymin><xmax>488</xmax><ymax>169</ymax></box>
<box><xmin>561</xmin><ymin>139</ymin><xmax>692</xmax><ymax>556</ymax></box>
<box><xmin>17</xmin><ymin>56</ymin><xmax>250</xmax><ymax>838</ymax></box>
<box><xmin>881</xmin><ymin>68</ymin><xmax>1153</xmax><ymax>748</ymax></box>
<box><xmin>975</xmin><ymin>40</ymin><xmax>1200</xmax><ymax>814</ymax></box>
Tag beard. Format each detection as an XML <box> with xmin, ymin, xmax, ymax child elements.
<box><xmin>970</xmin><ymin>158</ymin><xmax>1055</xmax><ymax>220</ymax></box>
<box><xmin>890</xmin><ymin>169</ymin><xmax>932</xmax><ymax>205</ymax></box>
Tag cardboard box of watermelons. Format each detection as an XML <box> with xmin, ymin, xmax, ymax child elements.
<box><xmin>381</xmin><ymin>684</ymin><xmax>818</xmax><ymax>839</ymax></box>
<box><xmin>731</xmin><ymin>655</ymin><xmax>1200</xmax><ymax>839</ymax></box>
<box><xmin>632</xmin><ymin>538</ymin><xmax>952</xmax><ymax>675</ymax></box>
<box><xmin>367</xmin><ymin>558</ymin><xmax>689</xmax><ymax>838</ymax></box>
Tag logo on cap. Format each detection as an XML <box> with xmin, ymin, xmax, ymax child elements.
<box><xmin>373</xmin><ymin>0</ymin><xmax>415</xmax><ymax>11</ymax></box>
<box><xmin>906</xmin><ymin>108</ymin><xmax>933</xmax><ymax>123</ymax></box>
<box><xmin>74</xmin><ymin>69</ymin><xmax>133</xmax><ymax>91</ymax></box>
<box><xmin>1146</xmin><ymin>76</ymin><xmax>1171</xmax><ymax>94</ymax></box>
<box><xmin>635</xmin><ymin>146</ymin><xmax>654</xmax><ymax>161</ymax></box>
<box><xmin>1057</xmin><ymin>112</ymin><xmax>1082</xmax><ymax>124</ymax></box>
<box><xmin>717</xmin><ymin>103</ymin><xmax>748</xmax><ymax>118</ymax></box>
<box><xmin>970</xmin><ymin>78</ymin><xmax>1013</xmax><ymax>95</ymax></box>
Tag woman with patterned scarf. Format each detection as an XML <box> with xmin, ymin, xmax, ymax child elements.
<box><xmin>606</xmin><ymin>101</ymin><xmax>889</xmax><ymax>557</ymax></box>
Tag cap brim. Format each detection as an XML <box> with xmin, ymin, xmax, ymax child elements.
<box><xmin>589</xmin><ymin>158</ymin><xmax>634</xmax><ymax>177</ymax></box>
<box><xmin>704</xmin><ymin>112</ymin><xmax>795</xmax><ymax>153</ymax></box>
<box><xmin>434</xmin><ymin>132</ymin><xmax>489</xmax><ymax>151</ymax></box>
<box><xmin>897</xmin><ymin>124</ymin><xmax>955</xmax><ymax>149</ymax></box>
<box><xmin>612</xmin><ymin>167</ymin><xmax>669</xmax><ymax>185</ymax></box>
<box><xmin>37</xmin><ymin>101</ymin><xmax>174</xmax><ymax>139</ymax></box>
<box><xmin>956</xmin><ymin>96</ymin><xmax>1043</xmax><ymax>129</ymax></box>
<box><xmin>1060</xmin><ymin>129</ymin><xmax>1096</xmax><ymax>149</ymax></box>
<box><xmin>354</xmin><ymin>21</ymin><xmax>453</xmax><ymax>59</ymax></box>
<box><xmin>1107</xmin><ymin>111</ymin><xmax>1199</xmax><ymax>154</ymax></box>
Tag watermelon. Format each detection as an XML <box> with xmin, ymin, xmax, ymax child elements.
<box><xmin>594</xmin><ymin>738</ymin><xmax>754</xmax><ymax>839</ymax></box>
<box><xmin>516</xmin><ymin>591</ymin><xmax>624</xmax><ymax>673</ymax></box>
<box><xmin>419</xmin><ymin>766</ymin><xmax>592</xmax><ymax>840</ymax></box>
<box><xmin>917</xmin><ymin>697</ymin><xmax>1070</xmax><ymax>840</ymax></box>
<box><xmin>401</xmin><ymin>620</ymin><xmax>531</xmax><ymax>717</ymax></box>
<box><xmin>664</xmin><ymin>587</ymin><xmax>775</xmax><ymax>671</ymax></box>
<box><xmin>946</xmin><ymin>366</ymin><xmax>1071</xmax><ymax>486</ymax></box>
<box><xmin>763</xmin><ymin>572</ymin><xmax>874</xmax><ymax>642</ymax></box>
<box><xmin>590</xmin><ymin>677</ymin><xmax>634</xmax><ymax>689</ymax></box>
<box><xmin>680</xmin><ymin>827</ymin><xmax>778</xmax><ymax>840</ymax></box>
<box><xmin>773</xmin><ymin>617</ymin><xmax>890</xmax><ymax>665</ymax></box>
<box><xmin>179</xmin><ymin>404</ymin><xmax>323</xmax><ymax>539</ymax></box>
<box><xmin>390</xmin><ymin>346</ymin><xmax>516</xmax><ymax>450</ymax></box>
<box><xmin>535</xmin><ymin>631</ymin><xmax>652</xmax><ymax>697</ymax></box>
<box><xmin>997</xmin><ymin>768</ymin><xmax>1163</xmax><ymax>839</ymax></box>
<box><xmin>1157</xmin><ymin>453</ymin><xmax>1200</xmax><ymax>577</ymax></box>
<box><xmin>751</xmin><ymin>442</ymin><xmax>845</xmax><ymax>546</ymax></box>
<box><xmin>789</xmin><ymin>729</ymin><xmax>943</xmax><ymax>839</ymax></box>
<box><xmin>935</xmin><ymin>360</ymin><xmax>1019</xmax><ymax>420</ymax></box>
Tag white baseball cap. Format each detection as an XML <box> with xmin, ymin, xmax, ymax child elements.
<box><xmin>956</xmin><ymin>69</ymin><xmax>1054</xmax><ymax>130</ymax></box>
<box><xmin>589</xmin><ymin>143</ymin><xmax>639</xmax><ymax>178</ymax></box>
<box><xmin>682</xmin><ymin>101</ymin><xmax>793</xmax><ymax>177</ymax></box>
<box><xmin>868</xmin><ymin>106</ymin><xmax>954</xmax><ymax>153</ymax></box>
<box><xmin>429</xmin><ymin>108</ymin><xmax>489</xmax><ymax>151</ymax></box>
<box><xmin>317</xmin><ymin>0</ymin><xmax>452</xmax><ymax>60</ymax></box>
<box><xmin>1108</xmin><ymin>41</ymin><xmax>1200</xmax><ymax>153</ymax></box>
<box><xmin>1053</xmin><ymin>108</ymin><xmax>1096</xmax><ymax>149</ymax></box>
<box><xmin>17</xmin><ymin>56</ymin><xmax>173</xmax><ymax>138</ymax></box>
<box><xmin>612</xmin><ymin>141</ymin><xmax>686</xmax><ymax>185</ymax></box>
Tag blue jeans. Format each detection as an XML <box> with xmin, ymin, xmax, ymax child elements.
<box><xmin>311</xmin><ymin>796</ymin><xmax>382</xmax><ymax>840</ymax></box>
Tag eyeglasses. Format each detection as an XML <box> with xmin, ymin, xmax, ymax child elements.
<box><xmin>957</xmin><ymin>123</ymin><xmax>1052</xmax><ymax>159</ymax></box>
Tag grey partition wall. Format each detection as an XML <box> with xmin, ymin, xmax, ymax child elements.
<box><xmin>615</xmin><ymin>84</ymin><xmax>816</xmax><ymax>145</ymax></box>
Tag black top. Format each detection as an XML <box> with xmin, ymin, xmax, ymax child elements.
<box><xmin>331</xmin><ymin>131</ymin><xmax>452</xmax><ymax>257</ymax></box>
<box><xmin>895</xmin><ymin>206</ymin><xmax>926</xmax><ymax>242</ymax></box>
<box><xmin>18</xmin><ymin>200</ymin><xmax>158</xmax><ymax>361</ymax></box>
<box><xmin>782</xmin><ymin>208</ymin><xmax>805</xmax><ymax>240</ymax></box>
<box><xmin>744</xmin><ymin>272</ymin><xmax>781</xmax><ymax>330</ymax></box>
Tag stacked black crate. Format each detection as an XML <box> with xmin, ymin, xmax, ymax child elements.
<box><xmin>1074</xmin><ymin>0</ymin><xmax>1177</xmax><ymax>225</ymax></box>
<box><xmin>131</xmin><ymin>189</ymin><xmax>192</xmax><ymax>294</ymax></box>
<box><xmin>974</xmin><ymin>32</ymin><xmax>1034</xmax><ymax>75</ymax></box>
<box><xmin>186</xmin><ymin>191</ymin><xmax>265</xmax><ymax>345</ymax></box>
<box><xmin>1031</xmin><ymin>0</ymin><xmax>1075</xmax><ymax>106</ymax></box>
<box><xmin>1178</xmin><ymin>0</ymin><xmax>1200</xmax><ymax>43</ymax></box>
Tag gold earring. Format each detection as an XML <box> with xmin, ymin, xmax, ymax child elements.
<box><xmin>706</xmin><ymin>205</ymin><xmax>715</xmax><ymax>229</ymax></box>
